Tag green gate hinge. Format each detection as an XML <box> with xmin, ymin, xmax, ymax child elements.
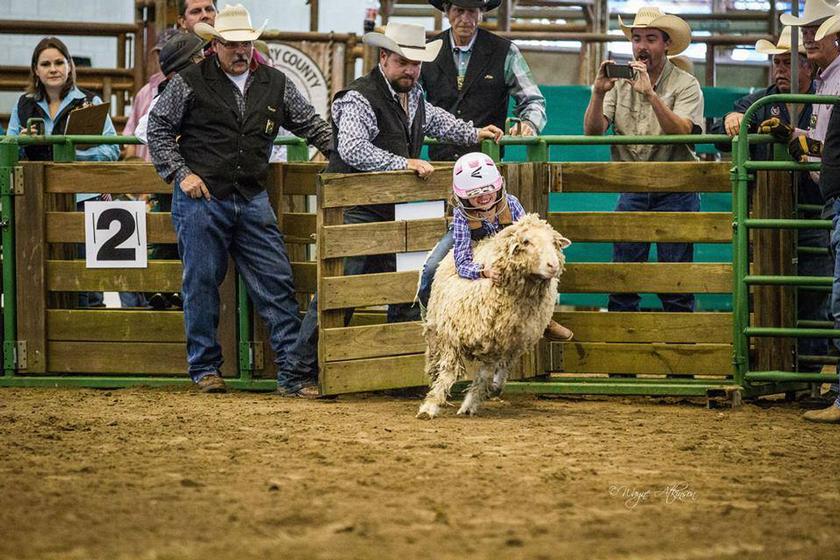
<box><xmin>3</xmin><ymin>341</ymin><xmax>26</xmax><ymax>370</ymax></box>
<box><xmin>0</xmin><ymin>166</ymin><xmax>24</xmax><ymax>196</ymax></box>
<box><xmin>238</xmin><ymin>341</ymin><xmax>265</xmax><ymax>371</ymax></box>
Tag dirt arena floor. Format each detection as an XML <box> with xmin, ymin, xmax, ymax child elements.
<box><xmin>1</xmin><ymin>387</ymin><xmax>840</xmax><ymax>560</ymax></box>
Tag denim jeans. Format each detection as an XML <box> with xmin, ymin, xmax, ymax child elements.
<box><xmin>417</xmin><ymin>229</ymin><xmax>455</xmax><ymax>310</ymax></box>
<box><xmin>798</xmin><ymin>226</ymin><xmax>832</xmax><ymax>369</ymax></box>
<box><xmin>828</xmin><ymin>198</ymin><xmax>840</xmax><ymax>400</ymax></box>
<box><xmin>608</xmin><ymin>192</ymin><xmax>700</xmax><ymax>312</ymax></box>
<box><xmin>278</xmin><ymin>205</ymin><xmax>420</xmax><ymax>390</ymax></box>
<box><xmin>171</xmin><ymin>187</ymin><xmax>301</xmax><ymax>382</ymax></box>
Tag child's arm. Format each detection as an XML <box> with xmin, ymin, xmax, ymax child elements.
<box><xmin>452</xmin><ymin>212</ymin><xmax>484</xmax><ymax>279</ymax></box>
<box><xmin>508</xmin><ymin>194</ymin><xmax>526</xmax><ymax>221</ymax></box>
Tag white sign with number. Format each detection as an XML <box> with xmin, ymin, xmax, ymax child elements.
<box><xmin>84</xmin><ymin>200</ymin><xmax>147</xmax><ymax>268</ymax></box>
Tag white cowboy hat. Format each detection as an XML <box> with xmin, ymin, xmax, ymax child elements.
<box><xmin>779</xmin><ymin>0</ymin><xmax>836</xmax><ymax>27</ymax></box>
<box><xmin>816</xmin><ymin>10</ymin><xmax>840</xmax><ymax>40</ymax></box>
<box><xmin>428</xmin><ymin>0</ymin><xmax>501</xmax><ymax>11</ymax></box>
<box><xmin>194</xmin><ymin>4</ymin><xmax>267</xmax><ymax>43</ymax></box>
<box><xmin>755</xmin><ymin>26</ymin><xmax>807</xmax><ymax>54</ymax></box>
<box><xmin>363</xmin><ymin>22</ymin><xmax>442</xmax><ymax>63</ymax></box>
<box><xmin>618</xmin><ymin>7</ymin><xmax>692</xmax><ymax>56</ymax></box>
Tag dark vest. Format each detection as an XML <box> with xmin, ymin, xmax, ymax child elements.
<box><xmin>421</xmin><ymin>28</ymin><xmax>509</xmax><ymax>161</ymax></box>
<box><xmin>15</xmin><ymin>88</ymin><xmax>96</xmax><ymax>161</ymax></box>
<box><xmin>178</xmin><ymin>57</ymin><xmax>287</xmax><ymax>199</ymax></box>
<box><xmin>326</xmin><ymin>68</ymin><xmax>425</xmax><ymax>219</ymax></box>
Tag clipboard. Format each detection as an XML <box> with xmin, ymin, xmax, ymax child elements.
<box><xmin>64</xmin><ymin>102</ymin><xmax>110</xmax><ymax>135</ymax></box>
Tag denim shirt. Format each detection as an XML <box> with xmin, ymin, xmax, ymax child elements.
<box><xmin>7</xmin><ymin>87</ymin><xmax>119</xmax><ymax>202</ymax></box>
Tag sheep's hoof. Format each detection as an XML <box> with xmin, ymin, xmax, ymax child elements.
<box><xmin>416</xmin><ymin>401</ymin><xmax>440</xmax><ymax>419</ymax></box>
<box><xmin>456</xmin><ymin>404</ymin><xmax>477</xmax><ymax>417</ymax></box>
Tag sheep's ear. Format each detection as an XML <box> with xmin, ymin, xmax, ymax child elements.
<box><xmin>555</xmin><ymin>232</ymin><xmax>571</xmax><ymax>249</ymax></box>
<box><xmin>506</xmin><ymin>235</ymin><xmax>521</xmax><ymax>257</ymax></box>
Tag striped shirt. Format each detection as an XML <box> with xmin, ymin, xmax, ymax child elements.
<box><xmin>452</xmin><ymin>193</ymin><xmax>525</xmax><ymax>279</ymax></box>
<box><xmin>331</xmin><ymin>65</ymin><xmax>478</xmax><ymax>171</ymax></box>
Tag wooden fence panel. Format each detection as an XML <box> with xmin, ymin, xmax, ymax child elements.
<box><xmin>555</xmin><ymin>342</ymin><xmax>732</xmax><ymax>376</ymax></box>
<box><xmin>45</xmin><ymin>163</ymin><xmax>170</xmax><ymax>194</ymax></box>
<box><xmin>554</xmin><ymin>311</ymin><xmax>732</xmax><ymax>343</ymax></box>
<box><xmin>16</xmin><ymin>163</ymin><xmax>47</xmax><ymax>372</ymax></box>
<box><xmin>547</xmin><ymin>162</ymin><xmax>731</xmax><ymax>193</ymax></box>
<box><xmin>549</xmin><ymin>212</ymin><xmax>732</xmax><ymax>243</ymax></box>
<box><xmin>47</xmin><ymin>341</ymin><xmax>186</xmax><ymax>374</ymax></box>
<box><xmin>48</xmin><ymin>310</ymin><xmax>185</xmax><ymax>342</ymax></box>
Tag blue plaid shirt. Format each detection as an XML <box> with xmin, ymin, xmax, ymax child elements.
<box><xmin>452</xmin><ymin>193</ymin><xmax>525</xmax><ymax>279</ymax></box>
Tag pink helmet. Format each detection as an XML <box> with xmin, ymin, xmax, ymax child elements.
<box><xmin>452</xmin><ymin>152</ymin><xmax>503</xmax><ymax>200</ymax></box>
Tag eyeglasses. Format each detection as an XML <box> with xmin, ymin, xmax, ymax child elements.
<box><xmin>217</xmin><ymin>40</ymin><xmax>253</xmax><ymax>50</ymax></box>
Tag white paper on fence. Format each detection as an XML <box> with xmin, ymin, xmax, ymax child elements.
<box><xmin>84</xmin><ymin>200</ymin><xmax>148</xmax><ymax>269</ymax></box>
<box><xmin>394</xmin><ymin>201</ymin><xmax>445</xmax><ymax>272</ymax></box>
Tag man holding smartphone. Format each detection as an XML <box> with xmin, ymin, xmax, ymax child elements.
<box><xmin>583</xmin><ymin>7</ymin><xmax>704</xmax><ymax>313</ymax></box>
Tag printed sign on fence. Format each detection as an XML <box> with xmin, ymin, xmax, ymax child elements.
<box><xmin>84</xmin><ymin>200</ymin><xmax>147</xmax><ymax>268</ymax></box>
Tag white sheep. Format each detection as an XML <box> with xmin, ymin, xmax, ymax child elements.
<box><xmin>417</xmin><ymin>213</ymin><xmax>569</xmax><ymax>419</ymax></box>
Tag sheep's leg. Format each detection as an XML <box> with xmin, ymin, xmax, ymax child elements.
<box><xmin>457</xmin><ymin>365</ymin><xmax>492</xmax><ymax>417</ymax></box>
<box><xmin>489</xmin><ymin>361</ymin><xmax>511</xmax><ymax>399</ymax></box>
<box><xmin>417</xmin><ymin>346</ymin><xmax>464</xmax><ymax>419</ymax></box>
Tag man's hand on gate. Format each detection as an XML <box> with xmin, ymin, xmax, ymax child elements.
<box><xmin>788</xmin><ymin>135</ymin><xmax>823</xmax><ymax>161</ymax></box>
<box><xmin>757</xmin><ymin>117</ymin><xmax>793</xmax><ymax>141</ymax></box>
<box><xmin>593</xmin><ymin>61</ymin><xmax>618</xmax><ymax>95</ymax></box>
<box><xmin>406</xmin><ymin>158</ymin><xmax>434</xmax><ymax>179</ymax></box>
<box><xmin>180</xmin><ymin>173</ymin><xmax>211</xmax><ymax>200</ymax></box>
<box><xmin>629</xmin><ymin>61</ymin><xmax>654</xmax><ymax>97</ymax></box>
<box><xmin>477</xmin><ymin>124</ymin><xmax>504</xmax><ymax>143</ymax></box>
<box><xmin>509</xmin><ymin>120</ymin><xmax>536</xmax><ymax>137</ymax></box>
<box><xmin>724</xmin><ymin>112</ymin><xmax>745</xmax><ymax>137</ymax></box>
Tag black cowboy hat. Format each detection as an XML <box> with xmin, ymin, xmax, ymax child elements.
<box><xmin>429</xmin><ymin>0</ymin><xmax>502</xmax><ymax>12</ymax></box>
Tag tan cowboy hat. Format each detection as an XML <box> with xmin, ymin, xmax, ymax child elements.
<box><xmin>364</xmin><ymin>22</ymin><xmax>442</xmax><ymax>63</ymax></box>
<box><xmin>755</xmin><ymin>26</ymin><xmax>807</xmax><ymax>54</ymax></box>
<box><xmin>816</xmin><ymin>9</ymin><xmax>840</xmax><ymax>40</ymax></box>
<box><xmin>780</xmin><ymin>0</ymin><xmax>836</xmax><ymax>27</ymax></box>
<box><xmin>618</xmin><ymin>7</ymin><xmax>692</xmax><ymax>56</ymax></box>
<box><xmin>194</xmin><ymin>4</ymin><xmax>267</xmax><ymax>42</ymax></box>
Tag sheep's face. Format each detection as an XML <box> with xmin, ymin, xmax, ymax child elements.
<box><xmin>495</xmin><ymin>214</ymin><xmax>571</xmax><ymax>281</ymax></box>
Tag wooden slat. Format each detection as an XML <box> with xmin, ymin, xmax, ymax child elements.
<box><xmin>557</xmin><ymin>342</ymin><xmax>732</xmax><ymax>375</ymax></box>
<box><xmin>561</xmin><ymin>263</ymin><xmax>732</xmax><ymax>293</ymax></box>
<box><xmin>322</xmin><ymin>322</ymin><xmax>425</xmax><ymax>361</ymax></box>
<box><xmin>291</xmin><ymin>261</ymin><xmax>317</xmax><ymax>292</ymax></box>
<box><xmin>320</xmin><ymin>354</ymin><xmax>427</xmax><ymax>395</ymax></box>
<box><xmin>282</xmin><ymin>163</ymin><xmax>324</xmax><ymax>195</ymax></box>
<box><xmin>549</xmin><ymin>212</ymin><xmax>732</xmax><ymax>243</ymax></box>
<box><xmin>283</xmin><ymin>212</ymin><xmax>316</xmax><ymax>240</ymax></box>
<box><xmin>47</xmin><ymin>309</ymin><xmax>185</xmax><ymax>342</ymax></box>
<box><xmin>47</xmin><ymin>341</ymin><xmax>186</xmax><ymax>374</ymax></box>
<box><xmin>16</xmin><ymin>163</ymin><xmax>47</xmax><ymax>372</ymax></box>
<box><xmin>554</xmin><ymin>311</ymin><xmax>732</xmax><ymax>343</ymax></box>
<box><xmin>46</xmin><ymin>211</ymin><xmax>177</xmax><ymax>243</ymax></box>
<box><xmin>321</xmin><ymin>219</ymin><xmax>448</xmax><ymax>258</ymax></box>
<box><xmin>320</xmin><ymin>270</ymin><xmax>418</xmax><ymax>310</ymax></box>
<box><xmin>548</xmin><ymin>162</ymin><xmax>731</xmax><ymax>193</ymax></box>
<box><xmin>45</xmin><ymin>163</ymin><xmax>171</xmax><ymax>194</ymax></box>
<box><xmin>320</xmin><ymin>168</ymin><xmax>453</xmax><ymax>208</ymax></box>
<box><xmin>46</xmin><ymin>260</ymin><xmax>315</xmax><ymax>293</ymax></box>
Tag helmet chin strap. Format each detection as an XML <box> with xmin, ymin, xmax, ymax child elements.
<box><xmin>453</xmin><ymin>186</ymin><xmax>510</xmax><ymax>222</ymax></box>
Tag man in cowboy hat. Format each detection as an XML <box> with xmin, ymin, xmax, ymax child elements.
<box><xmin>759</xmin><ymin>0</ymin><xmax>840</xmax><ymax>171</ymax></box>
<box><xmin>147</xmin><ymin>4</ymin><xmax>333</xmax><ymax>394</ymax></box>
<box><xmin>275</xmin><ymin>21</ymin><xmax>503</xmax><ymax>397</ymax></box>
<box><xmin>420</xmin><ymin>0</ymin><xmax>546</xmax><ymax>161</ymax></box>
<box><xmin>583</xmin><ymin>7</ymin><xmax>704</xmax><ymax>314</ymax></box>
<box><xmin>713</xmin><ymin>29</ymin><xmax>832</xmax><ymax>380</ymax></box>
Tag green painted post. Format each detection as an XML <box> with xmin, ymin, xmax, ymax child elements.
<box><xmin>732</xmin><ymin>133</ymin><xmax>750</xmax><ymax>388</ymax></box>
<box><xmin>52</xmin><ymin>139</ymin><xmax>76</xmax><ymax>162</ymax></box>
<box><xmin>480</xmin><ymin>139</ymin><xmax>500</xmax><ymax>162</ymax></box>
<box><xmin>0</xmin><ymin>141</ymin><xmax>19</xmax><ymax>376</ymax></box>
<box><xmin>526</xmin><ymin>139</ymin><xmax>548</xmax><ymax>162</ymax></box>
<box><xmin>286</xmin><ymin>139</ymin><xmax>309</xmax><ymax>162</ymax></box>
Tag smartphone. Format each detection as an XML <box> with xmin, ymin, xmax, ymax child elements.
<box><xmin>25</xmin><ymin>118</ymin><xmax>45</xmax><ymax>135</ymax></box>
<box><xmin>604</xmin><ymin>63</ymin><xmax>635</xmax><ymax>80</ymax></box>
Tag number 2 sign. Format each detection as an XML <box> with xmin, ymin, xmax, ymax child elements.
<box><xmin>84</xmin><ymin>200</ymin><xmax>148</xmax><ymax>268</ymax></box>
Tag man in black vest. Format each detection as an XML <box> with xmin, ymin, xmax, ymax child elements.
<box><xmin>147</xmin><ymin>5</ymin><xmax>332</xmax><ymax>393</ymax></box>
<box><xmin>275</xmin><ymin>21</ymin><xmax>503</xmax><ymax>396</ymax></box>
<box><xmin>421</xmin><ymin>0</ymin><xmax>546</xmax><ymax>161</ymax></box>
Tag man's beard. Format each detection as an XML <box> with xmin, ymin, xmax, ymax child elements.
<box><xmin>390</xmin><ymin>77</ymin><xmax>415</xmax><ymax>93</ymax></box>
